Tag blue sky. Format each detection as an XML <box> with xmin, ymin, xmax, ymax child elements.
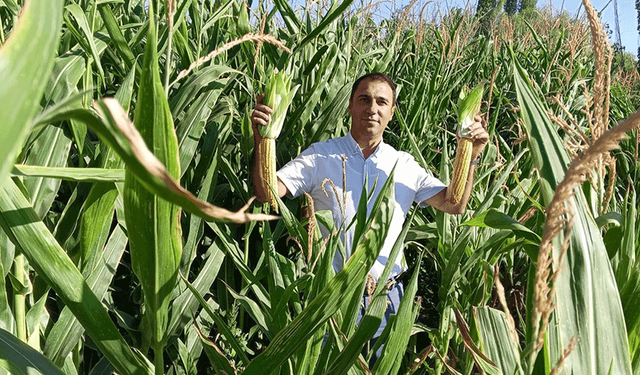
<box><xmin>544</xmin><ymin>0</ymin><xmax>636</xmax><ymax>53</ymax></box>
<box><xmin>387</xmin><ymin>0</ymin><xmax>638</xmax><ymax>54</ymax></box>
<box><xmin>280</xmin><ymin>0</ymin><xmax>638</xmax><ymax>55</ymax></box>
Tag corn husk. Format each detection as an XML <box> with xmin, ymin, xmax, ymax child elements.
<box><xmin>260</xmin><ymin>70</ymin><xmax>300</xmax><ymax>139</ymax></box>
<box><xmin>457</xmin><ymin>83</ymin><xmax>484</xmax><ymax>138</ymax></box>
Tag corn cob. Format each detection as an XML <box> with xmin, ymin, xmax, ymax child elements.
<box><xmin>447</xmin><ymin>137</ymin><xmax>474</xmax><ymax>204</ymax></box>
<box><xmin>446</xmin><ymin>84</ymin><xmax>484</xmax><ymax>204</ymax></box>
<box><xmin>260</xmin><ymin>137</ymin><xmax>278</xmax><ymax>211</ymax></box>
<box><xmin>258</xmin><ymin>70</ymin><xmax>299</xmax><ymax>212</ymax></box>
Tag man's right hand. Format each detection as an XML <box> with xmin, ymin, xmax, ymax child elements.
<box><xmin>251</xmin><ymin>93</ymin><xmax>273</xmax><ymax>140</ymax></box>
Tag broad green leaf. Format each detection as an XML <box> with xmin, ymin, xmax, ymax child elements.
<box><xmin>595</xmin><ymin>212</ymin><xmax>623</xmax><ymax>228</ymax></box>
<box><xmin>21</xmin><ymin>124</ymin><xmax>73</xmax><ymax>219</ymax></box>
<box><xmin>11</xmin><ymin>165</ymin><xmax>124</xmax><ymax>182</ymax></box>
<box><xmin>124</xmin><ymin>6</ymin><xmax>181</xmax><ymax>350</ymax></box>
<box><xmin>514</xmin><ymin>57</ymin><xmax>632</xmax><ymax>374</ymax></box>
<box><xmin>243</xmin><ymin>170</ymin><xmax>396</xmax><ymax>375</ymax></box>
<box><xmin>56</xmin><ymin>99</ymin><xmax>276</xmax><ymax>224</ymax></box>
<box><xmin>97</xmin><ymin>3</ymin><xmax>136</xmax><ymax>69</ymax></box>
<box><xmin>0</xmin><ymin>0</ymin><xmax>63</xmax><ymax>188</ymax></box>
<box><xmin>461</xmin><ymin>208</ymin><xmax>541</xmax><ymax>243</ymax></box>
<box><xmin>293</xmin><ymin>0</ymin><xmax>356</xmax><ymax>53</ymax></box>
<box><xmin>181</xmin><ymin>274</ymin><xmax>251</xmax><ymax>366</ymax></box>
<box><xmin>65</xmin><ymin>4</ymin><xmax>105</xmax><ymax>82</ymax></box>
<box><xmin>77</xmin><ymin>63</ymin><xmax>134</xmax><ymax>273</ymax></box>
<box><xmin>44</xmin><ymin>225</ymin><xmax>127</xmax><ymax>365</ymax></box>
<box><xmin>0</xmin><ymin>178</ymin><xmax>154</xmax><ymax>375</ymax></box>
<box><xmin>474</xmin><ymin>307</ymin><xmax>523</xmax><ymax>375</ymax></box>
<box><xmin>0</xmin><ymin>328</ymin><xmax>65</xmax><ymax>375</ymax></box>
<box><xmin>176</xmin><ymin>90</ymin><xmax>229</xmax><ymax>175</ymax></box>
<box><xmin>453</xmin><ymin>308</ymin><xmax>500</xmax><ymax>375</ymax></box>
<box><xmin>180</xmin><ymin>115</ymin><xmax>230</xmax><ymax>274</ymax></box>
<box><xmin>167</xmin><ymin>242</ymin><xmax>225</xmax><ymax>339</ymax></box>
<box><xmin>373</xmin><ymin>256</ymin><xmax>422</xmax><ymax>375</ymax></box>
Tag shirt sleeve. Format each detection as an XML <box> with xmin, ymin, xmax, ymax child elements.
<box><xmin>411</xmin><ymin>158</ymin><xmax>446</xmax><ymax>207</ymax></box>
<box><xmin>276</xmin><ymin>145</ymin><xmax>318</xmax><ymax>198</ymax></box>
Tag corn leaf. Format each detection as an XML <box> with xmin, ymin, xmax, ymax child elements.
<box><xmin>64</xmin><ymin>4</ymin><xmax>105</xmax><ymax>82</ymax></box>
<box><xmin>373</xmin><ymin>257</ymin><xmax>422</xmax><ymax>375</ymax></box>
<box><xmin>0</xmin><ymin>178</ymin><xmax>154</xmax><ymax>375</ymax></box>
<box><xmin>0</xmin><ymin>0</ymin><xmax>63</xmax><ymax>188</ymax></box>
<box><xmin>181</xmin><ymin>274</ymin><xmax>252</xmax><ymax>366</ymax></box>
<box><xmin>11</xmin><ymin>165</ymin><xmax>124</xmax><ymax>182</ymax></box>
<box><xmin>167</xmin><ymin>243</ymin><xmax>225</xmax><ymax>339</ymax></box>
<box><xmin>123</xmin><ymin>7</ymin><xmax>182</xmax><ymax>350</ymax></box>
<box><xmin>0</xmin><ymin>328</ymin><xmax>65</xmax><ymax>375</ymax></box>
<box><xmin>44</xmin><ymin>225</ymin><xmax>127</xmax><ymax>365</ymax></box>
<box><xmin>474</xmin><ymin>307</ymin><xmax>523</xmax><ymax>375</ymax></box>
<box><xmin>243</xmin><ymin>171</ymin><xmax>396</xmax><ymax>374</ymax></box>
<box><xmin>513</xmin><ymin>57</ymin><xmax>632</xmax><ymax>374</ymax></box>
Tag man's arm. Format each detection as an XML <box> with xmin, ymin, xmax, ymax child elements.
<box><xmin>424</xmin><ymin>115</ymin><xmax>489</xmax><ymax>214</ymax></box>
<box><xmin>251</xmin><ymin>94</ymin><xmax>289</xmax><ymax>202</ymax></box>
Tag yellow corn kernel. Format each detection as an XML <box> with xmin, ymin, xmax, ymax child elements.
<box><xmin>446</xmin><ymin>137</ymin><xmax>473</xmax><ymax>205</ymax></box>
<box><xmin>260</xmin><ymin>136</ymin><xmax>278</xmax><ymax>212</ymax></box>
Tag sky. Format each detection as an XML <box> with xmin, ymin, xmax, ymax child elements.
<box><xmin>382</xmin><ymin>0</ymin><xmax>638</xmax><ymax>55</ymax></box>
<box><xmin>275</xmin><ymin>0</ymin><xmax>638</xmax><ymax>56</ymax></box>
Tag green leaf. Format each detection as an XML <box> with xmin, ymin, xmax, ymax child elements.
<box><xmin>11</xmin><ymin>165</ymin><xmax>124</xmax><ymax>182</ymax></box>
<box><xmin>474</xmin><ymin>307</ymin><xmax>523</xmax><ymax>375</ymax></box>
<box><xmin>513</xmin><ymin>57</ymin><xmax>633</xmax><ymax>374</ymax></box>
<box><xmin>461</xmin><ymin>208</ymin><xmax>541</xmax><ymax>243</ymax></box>
<box><xmin>293</xmin><ymin>0</ymin><xmax>356</xmax><ymax>53</ymax></box>
<box><xmin>44</xmin><ymin>225</ymin><xmax>127</xmax><ymax>365</ymax></box>
<box><xmin>595</xmin><ymin>212</ymin><xmax>623</xmax><ymax>228</ymax></box>
<box><xmin>0</xmin><ymin>0</ymin><xmax>64</xmax><ymax>188</ymax></box>
<box><xmin>0</xmin><ymin>178</ymin><xmax>153</xmax><ymax>375</ymax></box>
<box><xmin>123</xmin><ymin>6</ymin><xmax>182</xmax><ymax>350</ymax></box>
<box><xmin>65</xmin><ymin>4</ymin><xmax>105</xmax><ymax>82</ymax></box>
<box><xmin>0</xmin><ymin>328</ymin><xmax>65</xmax><ymax>375</ymax></box>
<box><xmin>243</xmin><ymin>169</ymin><xmax>396</xmax><ymax>374</ymax></box>
<box><xmin>181</xmin><ymin>274</ymin><xmax>251</xmax><ymax>366</ymax></box>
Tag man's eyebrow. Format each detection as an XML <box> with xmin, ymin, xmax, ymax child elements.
<box><xmin>357</xmin><ymin>93</ymin><xmax>389</xmax><ymax>101</ymax></box>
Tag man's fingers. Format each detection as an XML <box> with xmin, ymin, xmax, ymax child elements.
<box><xmin>251</xmin><ymin>93</ymin><xmax>274</xmax><ymax>130</ymax></box>
<box><xmin>255</xmin><ymin>103</ymin><xmax>273</xmax><ymax>115</ymax></box>
<box><xmin>251</xmin><ymin>110</ymin><xmax>271</xmax><ymax>126</ymax></box>
<box><xmin>466</xmin><ymin>121</ymin><xmax>489</xmax><ymax>144</ymax></box>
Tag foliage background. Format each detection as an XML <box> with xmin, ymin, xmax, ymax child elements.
<box><xmin>1</xmin><ymin>0</ymin><xmax>639</xmax><ymax>374</ymax></box>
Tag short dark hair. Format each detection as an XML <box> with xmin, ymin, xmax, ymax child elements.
<box><xmin>350</xmin><ymin>72</ymin><xmax>397</xmax><ymax>106</ymax></box>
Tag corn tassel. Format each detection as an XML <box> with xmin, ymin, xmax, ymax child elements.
<box><xmin>260</xmin><ymin>137</ymin><xmax>278</xmax><ymax>212</ymax></box>
<box><xmin>446</xmin><ymin>137</ymin><xmax>473</xmax><ymax>204</ymax></box>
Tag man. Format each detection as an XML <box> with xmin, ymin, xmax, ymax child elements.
<box><xmin>251</xmin><ymin>72</ymin><xmax>489</xmax><ymax>361</ymax></box>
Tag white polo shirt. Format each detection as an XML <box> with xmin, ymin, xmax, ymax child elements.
<box><xmin>277</xmin><ymin>132</ymin><xmax>445</xmax><ymax>280</ymax></box>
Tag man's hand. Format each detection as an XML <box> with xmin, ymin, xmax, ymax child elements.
<box><xmin>465</xmin><ymin>115</ymin><xmax>489</xmax><ymax>161</ymax></box>
<box><xmin>251</xmin><ymin>93</ymin><xmax>273</xmax><ymax>141</ymax></box>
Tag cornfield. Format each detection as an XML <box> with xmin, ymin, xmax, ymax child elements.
<box><xmin>1</xmin><ymin>0</ymin><xmax>639</xmax><ymax>374</ymax></box>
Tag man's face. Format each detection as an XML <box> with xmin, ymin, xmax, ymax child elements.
<box><xmin>348</xmin><ymin>78</ymin><xmax>396</xmax><ymax>142</ymax></box>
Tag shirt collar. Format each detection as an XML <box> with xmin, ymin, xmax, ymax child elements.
<box><xmin>345</xmin><ymin>132</ymin><xmax>385</xmax><ymax>159</ymax></box>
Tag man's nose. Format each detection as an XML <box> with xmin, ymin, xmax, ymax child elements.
<box><xmin>365</xmin><ymin>102</ymin><xmax>377</xmax><ymax>113</ymax></box>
